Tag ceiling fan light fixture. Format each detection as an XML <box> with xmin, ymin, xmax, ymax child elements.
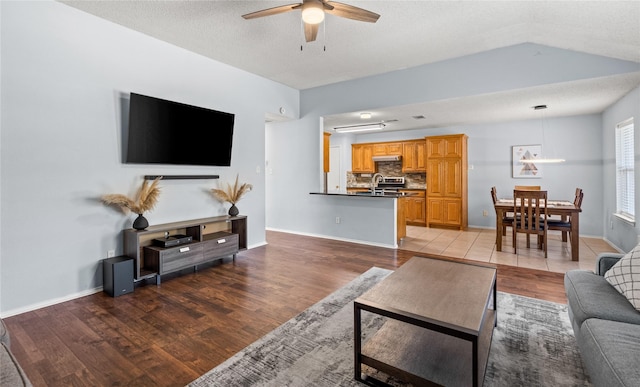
<box><xmin>301</xmin><ymin>1</ymin><xmax>325</xmax><ymax>24</ymax></box>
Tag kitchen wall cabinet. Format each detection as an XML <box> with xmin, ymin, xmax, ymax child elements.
<box><xmin>352</xmin><ymin>144</ymin><xmax>375</xmax><ymax>173</ymax></box>
<box><xmin>373</xmin><ymin>142</ymin><xmax>402</xmax><ymax>156</ymax></box>
<box><xmin>323</xmin><ymin>132</ymin><xmax>331</xmax><ymax>173</ymax></box>
<box><xmin>426</xmin><ymin>134</ymin><xmax>468</xmax><ymax>230</ymax></box>
<box><xmin>401</xmin><ymin>189</ymin><xmax>426</xmax><ymax>226</ymax></box>
<box><xmin>402</xmin><ymin>140</ymin><xmax>426</xmax><ymax>173</ymax></box>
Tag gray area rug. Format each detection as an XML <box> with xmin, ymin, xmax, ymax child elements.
<box><xmin>189</xmin><ymin>267</ymin><xmax>590</xmax><ymax>386</ymax></box>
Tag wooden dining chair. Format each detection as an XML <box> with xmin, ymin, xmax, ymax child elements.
<box><xmin>548</xmin><ymin>188</ymin><xmax>583</xmax><ymax>242</ymax></box>
<box><xmin>514</xmin><ymin>185</ymin><xmax>541</xmax><ymax>191</ymax></box>
<box><xmin>491</xmin><ymin>186</ymin><xmax>513</xmax><ymax>236</ymax></box>
<box><xmin>513</xmin><ymin>189</ymin><xmax>548</xmax><ymax>258</ymax></box>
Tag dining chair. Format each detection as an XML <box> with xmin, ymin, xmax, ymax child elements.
<box><xmin>548</xmin><ymin>188</ymin><xmax>583</xmax><ymax>242</ymax></box>
<box><xmin>514</xmin><ymin>185</ymin><xmax>541</xmax><ymax>191</ymax></box>
<box><xmin>491</xmin><ymin>186</ymin><xmax>513</xmax><ymax>236</ymax></box>
<box><xmin>513</xmin><ymin>189</ymin><xmax>548</xmax><ymax>258</ymax></box>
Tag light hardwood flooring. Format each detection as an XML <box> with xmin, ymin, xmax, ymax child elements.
<box><xmin>399</xmin><ymin>226</ymin><xmax>619</xmax><ymax>273</ymax></box>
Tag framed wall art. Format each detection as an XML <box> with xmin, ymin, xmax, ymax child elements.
<box><xmin>512</xmin><ymin>144</ymin><xmax>542</xmax><ymax>178</ymax></box>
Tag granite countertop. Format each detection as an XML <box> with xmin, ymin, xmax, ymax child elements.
<box><xmin>310</xmin><ymin>191</ymin><xmax>419</xmax><ymax>198</ymax></box>
<box><xmin>346</xmin><ymin>186</ymin><xmax>426</xmax><ymax>191</ymax></box>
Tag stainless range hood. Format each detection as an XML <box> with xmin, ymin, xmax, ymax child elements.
<box><xmin>372</xmin><ymin>155</ymin><xmax>402</xmax><ymax>162</ymax></box>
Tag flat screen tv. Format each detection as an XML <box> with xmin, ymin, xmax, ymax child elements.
<box><xmin>125</xmin><ymin>93</ymin><xmax>234</xmax><ymax>166</ymax></box>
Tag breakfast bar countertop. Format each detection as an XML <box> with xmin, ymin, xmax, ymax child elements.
<box><xmin>309</xmin><ymin>191</ymin><xmax>418</xmax><ymax>198</ymax></box>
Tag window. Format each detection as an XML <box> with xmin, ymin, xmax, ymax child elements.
<box><xmin>615</xmin><ymin>118</ymin><xmax>635</xmax><ymax>223</ymax></box>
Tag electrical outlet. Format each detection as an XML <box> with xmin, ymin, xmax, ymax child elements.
<box><xmin>107</xmin><ymin>250</ymin><xmax>115</xmax><ymax>258</ymax></box>
<box><xmin>482</xmin><ymin>210</ymin><xmax>488</xmax><ymax>217</ymax></box>
<box><xmin>336</xmin><ymin>216</ymin><xmax>341</xmax><ymax>224</ymax></box>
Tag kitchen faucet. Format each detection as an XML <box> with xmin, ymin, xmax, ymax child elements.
<box><xmin>371</xmin><ymin>173</ymin><xmax>383</xmax><ymax>191</ymax></box>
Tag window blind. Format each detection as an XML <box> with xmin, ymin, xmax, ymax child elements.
<box><xmin>615</xmin><ymin>118</ymin><xmax>635</xmax><ymax>221</ymax></box>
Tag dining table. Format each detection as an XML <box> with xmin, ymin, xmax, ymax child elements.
<box><xmin>494</xmin><ymin>198</ymin><xmax>582</xmax><ymax>261</ymax></box>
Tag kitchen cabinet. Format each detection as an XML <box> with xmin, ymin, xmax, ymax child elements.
<box><xmin>426</xmin><ymin>135</ymin><xmax>465</xmax><ymax>158</ymax></box>
<box><xmin>402</xmin><ymin>140</ymin><xmax>426</xmax><ymax>173</ymax></box>
<box><xmin>323</xmin><ymin>132</ymin><xmax>331</xmax><ymax>173</ymax></box>
<box><xmin>352</xmin><ymin>144</ymin><xmax>375</xmax><ymax>173</ymax></box>
<box><xmin>401</xmin><ymin>189</ymin><xmax>426</xmax><ymax>226</ymax></box>
<box><xmin>373</xmin><ymin>142</ymin><xmax>402</xmax><ymax>156</ymax></box>
<box><xmin>426</xmin><ymin>134</ymin><xmax>467</xmax><ymax>230</ymax></box>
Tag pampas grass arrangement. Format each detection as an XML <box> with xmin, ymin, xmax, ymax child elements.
<box><xmin>211</xmin><ymin>174</ymin><xmax>252</xmax><ymax>216</ymax></box>
<box><xmin>102</xmin><ymin>177</ymin><xmax>162</xmax><ymax>215</ymax></box>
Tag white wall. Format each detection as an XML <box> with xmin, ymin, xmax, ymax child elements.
<box><xmin>0</xmin><ymin>1</ymin><xmax>299</xmax><ymax>315</ymax></box>
<box><xmin>602</xmin><ymin>86</ymin><xmax>640</xmax><ymax>252</ymax></box>
<box><xmin>266</xmin><ymin>43</ymin><xmax>639</xmax><ymax>247</ymax></box>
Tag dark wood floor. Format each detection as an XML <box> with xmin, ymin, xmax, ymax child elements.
<box><xmin>4</xmin><ymin>230</ymin><xmax>566</xmax><ymax>386</ymax></box>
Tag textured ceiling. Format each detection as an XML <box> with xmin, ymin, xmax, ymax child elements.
<box><xmin>61</xmin><ymin>1</ymin><xmax>640</xmax><ymax>130</ymax></box>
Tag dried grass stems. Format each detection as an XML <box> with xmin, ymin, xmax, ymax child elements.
<box><xmin>102</xmin><ymin>177</ymin><xmax>162</xmax><ymax>215</ymax></box>
<box><xmin>211</xmin><ymin>174</ymin><xmax>252</xmax><ymax>205</ymax></box>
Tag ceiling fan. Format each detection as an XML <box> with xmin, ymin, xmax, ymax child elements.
<box><xmin>242</xmin><ymin>0</ymin><xmax>380</xmax><ymax>42</ymax></box>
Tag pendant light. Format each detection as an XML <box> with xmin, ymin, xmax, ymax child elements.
<box><xmin>520</xmin><ymin>105</ymin><xmax>565</xmax><ymax>164</ymax></box>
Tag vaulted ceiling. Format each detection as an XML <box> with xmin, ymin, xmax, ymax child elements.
<box><xmin>62</xmin><ymin>1</ymin><xmax>640</xmax><ymax>130</ymax></box>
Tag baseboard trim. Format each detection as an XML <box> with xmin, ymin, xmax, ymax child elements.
<box><xmin>0</xmin><ymin>286</ymin><xmax>104</xmax><ymax>318</ymax></box>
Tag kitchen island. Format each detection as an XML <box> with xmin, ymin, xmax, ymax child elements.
<box><xmin>309</xmin><ymin>191</ymin><xmax>410</xmax><ymax>246</ymax></box>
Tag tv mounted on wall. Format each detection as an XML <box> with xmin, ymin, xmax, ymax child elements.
<box><xmin>125</xmin><ymin>93</ymin><xmax>234</xmax><ymax>167</ymax></box>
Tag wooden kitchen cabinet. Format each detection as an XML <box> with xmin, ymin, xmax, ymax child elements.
<box><xmin>402</xmin><ymin>140</ymin><xmax>426</xmax><ymax>173</ymax></box>
<box><xmin>373</xmin><ymin>142</ymin><xmax>402</xmax><ymax>156</ymax></box>
<box><xmin>426</xmin><ymin>135</ymin><xmax>465</xmax><ymax>158</ymax></box>
<box><xmin>427</xmin><ymin>198</ymin><xmax>462</xmax><ymax>226</ymax></box>
<box><xmin>352</xmin><ymin>144</ymin><xmax>375</xmax><ymax>173</ymax></box>
<box><xmin>401</xmin><ymin>190</ymin><xmax>426</xmax><ymax>226</ymax></box>
<box><xmin>323</xmin><ymin>132</ymin><xmax>331</xmax><ymax>173</ymax></box>
<box><xmin>426</xmin><ymin>134</ymin><xmax>467</xmax><ymax>230</ymax></box>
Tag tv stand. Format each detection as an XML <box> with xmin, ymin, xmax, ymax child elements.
<box><xmin>123</xmin><ymin>215</ymin><xmax>247</xmax><ymax>284</ymax></box>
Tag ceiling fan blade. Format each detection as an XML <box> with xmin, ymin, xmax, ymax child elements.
<box><xmin>242</xmin><ymin>3</ymin><xmax>301</xmax><ymax>19</ymax></box>
<box><xmin>325</xmin><ymin>1</ymin><xmax>380</xmax><ymax>23</ymax></box>
<box><xmin>304</xmin><ymin>22</ymin><xmax>319</xmax><ymax>42</ymax></box>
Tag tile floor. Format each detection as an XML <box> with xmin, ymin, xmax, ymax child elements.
<box><xmin>399</xmin><ymin>226</ymin><xmax>620</xmax><ymax>273</ymax></box>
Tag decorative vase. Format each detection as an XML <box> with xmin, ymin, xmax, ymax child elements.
<box><xmin>132</xmin><ymin>213</ymin><xmax>149</xmax><ymax>230</ymax></box>
<box><xmin>228</xmin><ymin>204</ymin><xmax>239</xmax><ymax>216</ymax></box>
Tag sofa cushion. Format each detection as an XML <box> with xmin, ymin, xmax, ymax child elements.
<box><xmin>565</xmin><ymin>270</ymin><xmax>640</xmax><ymax>327</ymax></box>
<box><xmin>1</xmin><ymin>342</ymin><xmax>32</xmax><ymax>387</ymax></box>
<box><xmin>605</xmin><ymin>242</ymin><xmax>640</xmax><ymax>310</ymax></box>
<box><xmin>579</xmin><ymin>318</ymin><xmax>640</xmax><ymax>387</ymax></box>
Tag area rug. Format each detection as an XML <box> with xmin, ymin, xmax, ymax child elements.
<box><xmin>189</xmin><ymin>267</ymin><xmax>590</xmax><ymax>387</ymax></box>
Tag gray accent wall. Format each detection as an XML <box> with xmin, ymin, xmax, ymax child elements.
<box><xmin>0</xmin><ymin>2</ymin><xmax>298</xmax><ymax>315</ymax></box>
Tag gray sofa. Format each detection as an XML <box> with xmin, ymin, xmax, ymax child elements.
<box><xmin>565</xmin><ymin>252</ymin><xmax>640</xmax><ymax>387</ymax></box>
<box><xmin>1</xmin><ymin>319</ymin><xmax>32</xmax><ymax>387</ymax></box>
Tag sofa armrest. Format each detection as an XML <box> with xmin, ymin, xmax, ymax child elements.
<box><xmin>596</xmin><ymin>253</ymin><xmax>625</xmax><ymax>276</ymax></box>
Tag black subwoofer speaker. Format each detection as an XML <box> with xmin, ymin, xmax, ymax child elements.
<box><xmin>103</xmin><ymin>256</ymin><xmax>134</xmax><ymax>297</ymax></box>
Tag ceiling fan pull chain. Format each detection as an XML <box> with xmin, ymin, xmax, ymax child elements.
<box><xmin>323</xmin><ymin>17</ymin><xmax>326</xmax><ymax>51</ymax></box>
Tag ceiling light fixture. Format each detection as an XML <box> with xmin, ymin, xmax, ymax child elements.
<box><xmin>360</xmin><ymin>112</ymin><xmax>372</xmax><ymax>119</ymax></box>
<box><xmin>520</xmin><ymin>105</ymin><xmax>566</xmax><ymax>164</ymax></box>
<box><xmin>301</xmin><ymin>1</ymin><xmax>325</xmax><ymax>24</ymax></box>
<box><xmin>334</xmin><ymin>122</ymin><xmax>385</xmax><ymax>133</ymax></box>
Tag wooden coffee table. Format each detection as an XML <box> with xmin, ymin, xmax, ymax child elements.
<box><xmin>354</xmin><ymin>256</ymin><xmax>497</xmax><ymax>387</ymax></box>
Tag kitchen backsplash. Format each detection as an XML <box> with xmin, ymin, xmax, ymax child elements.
<box><xmin>347</xmin><ymin>161</ymin><xmax>426</xmax><ymax>189</ymax></box>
